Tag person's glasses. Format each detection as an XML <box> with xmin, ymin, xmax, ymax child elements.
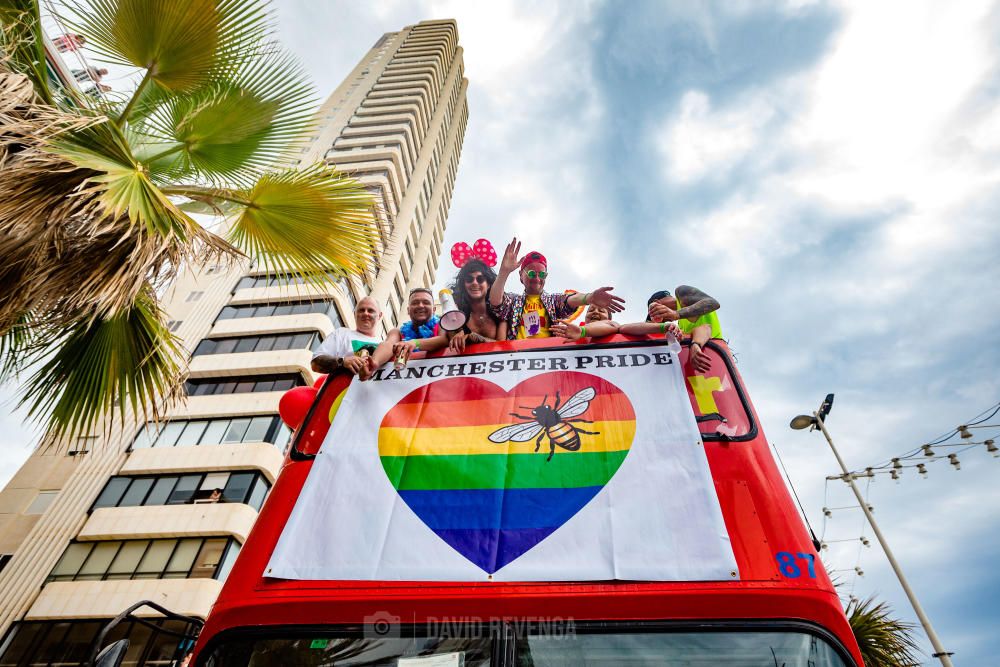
<box><xmin>464</xmin><ymin>274</ymin><xmax>487</xmax><ymax>285</ymax></box>
<box><xmin>526</xmin><ymin>270</ymin><xmax>547</xmax><ymax>279</ymax></box>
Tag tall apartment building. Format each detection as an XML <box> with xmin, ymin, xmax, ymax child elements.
<box><xmin>0</xmin><ymin>19</ymin><xmax>467</xmax><ymax>665</ymax></box>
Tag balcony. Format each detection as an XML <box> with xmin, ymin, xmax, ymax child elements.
<box><xmin>26</xmin><ymin>579</ymin><xmax>222</xmax><ymax>620</ymax></box>
<box><xmin>230</xmin><ymin>282</ymin><xmax>346</xmax><ymax>306</ymax></box>
<box><xmin>122</xmin><ymin>443</ymin><xmax>283</xmax><ymax>482</ymax></box>
<box><xmin>79</xmin><ymin>503</ymin><xmax>257</xmax><ymax>543</ymax></box>
<box><xmin>187</xmin><ymin>348</ymin><xmax>313</xmax><ymax>380</ymax></box>
<box><xmin>210</xmin><ymin>313</ymin><xmax>335</xmax><ymax>339</ymax></box>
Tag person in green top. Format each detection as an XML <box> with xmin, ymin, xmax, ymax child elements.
<box><xmin>642</xmin><ymin>286</ymin><xmax>721</xmax><ymax>373</ymax></box>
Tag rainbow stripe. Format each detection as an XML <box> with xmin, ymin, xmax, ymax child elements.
<box><xmin>378</xmin><ymin>371</ymin><xmax>636</xmax><ymax>573</ymax></box>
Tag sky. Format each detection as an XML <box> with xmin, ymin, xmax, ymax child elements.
<box><xmin>2</xmin><ymin>0</ymin><xmax>1000</xmax><ymax>663</ymax></box>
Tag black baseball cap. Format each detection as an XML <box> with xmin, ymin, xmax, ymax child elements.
<box><xmin>646</xmin><ymin>290</ymin><xmax>672</xmax><ymax>322</ymax></box>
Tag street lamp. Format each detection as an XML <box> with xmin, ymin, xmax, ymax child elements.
<box><xmin>790</xmin><ymin>395</ymin><xmax>955</xmax><ymax>667</ymax></box>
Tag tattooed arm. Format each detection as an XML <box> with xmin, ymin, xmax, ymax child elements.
<box><xmin>674</xmin><ymin>285</ymin><xmax>720</xmax><ymax>320</ymax></box>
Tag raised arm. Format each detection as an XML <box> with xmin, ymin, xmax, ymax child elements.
<box><xmin>687</xmin><ymin>323</ymin><xmax>713</xmax><ymax>373</ymax></box>
<box><xmin>566</xmin><ymin>287</ymin><xmax>625</xmax><ymax>314</ymax></box>
<box><xmin>674</xmin><ymin>285</ymin><xmax>720</xmax><ymax>320</ymax></box>
<box><xmin>491</xmin><ymin>238</ymin><xmax>522</xmax><ymax>308</ymax></box>
<box><xmin>618</xmin><ymin>321</ymin><xmax>681</xmax><ymax>338</ymax></box>
<box><xmin>551</xmin><ymin>320</ymin><xmax>620</xmax><ymax>340</ymax></box>
<box><xmin>369</xmin><ymin>329</ymin><xmax>402</xmax><ymax>371</ymax></box>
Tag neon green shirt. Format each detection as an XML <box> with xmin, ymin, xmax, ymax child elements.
<box><xmin>676</xmin><ymin>297</ymin><xmax>723</xmax><ymax>339</ymax></box>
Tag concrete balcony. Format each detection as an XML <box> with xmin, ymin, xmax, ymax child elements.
<box><xmin>79</xmin><ymin>503</ymin><xmax>257</xmax><ymax>542</ymax></box>
<box><xmin>230</xmin><ymin>283</ymin><xmax>347</xmax><ymax>305</ymax></box>
<box><xmin>26</xmin><ymin>579</ymin><xmax>222</xmax><ymax>620</ymax></box>
<box><xmin>172</xmin><ymin>391</ymin><xmax>286</xmax><ymax>420</ymax></box>
<box><xmin>122</xmin><ymin>443</ymin><xmax>283</xmax><ymax>482</ymax></box>
<box><xmin>210</xmin><ymin>313</ymin><xmax>336</xmax><ymax>339</ymax></box>
<box><xmin>187</xmin><ymin>348</ymin><xmax>314</xmax><ymax>381</ymax></box>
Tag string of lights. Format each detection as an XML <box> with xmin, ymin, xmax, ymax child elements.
<box><xmin>821</xmin><ymin>475</ymin><xmax>872</xmax><ymax>606</ymax></box>
<box><xmin>826</xmin><ymin>400</ymin><xmax>1000</xmax><ymax>482</ymax></box>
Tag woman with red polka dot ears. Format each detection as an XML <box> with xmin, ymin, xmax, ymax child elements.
<box><xmin>488</xmin><ymin>237</ymin><xmax>626</xmax><ymax>340</ymax></box>
<box><xmin>446</xmin><ymin>239</ymin><xmax>508</xmax><ymax>353</ymax></box>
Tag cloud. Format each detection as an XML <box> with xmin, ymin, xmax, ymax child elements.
<box><xmin>660</xmin><ymin>89</ymin><xmax>775</xmax><ymax>184</ymax></box>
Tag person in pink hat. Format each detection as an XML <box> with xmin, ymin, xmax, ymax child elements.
<box><xmin>488</xmin><ymin>237</ymin><xmax>625</xmax><ymax>340</ymax></box>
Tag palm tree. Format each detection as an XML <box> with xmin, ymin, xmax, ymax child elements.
<box><xmin>0</xmin><ymin>0</ymin><xmax>379</xmax><ymax>444</ymax></box>
<box><xmin>847</xmin><ymin>595</ymin><xmax>922</xmax><ymax>667</ymax></box>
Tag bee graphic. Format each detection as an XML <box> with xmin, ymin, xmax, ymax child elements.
<box><xmin>488</xmin><ymin>387</ymin><xmax>600</xmax><ymax>462</ymax></box>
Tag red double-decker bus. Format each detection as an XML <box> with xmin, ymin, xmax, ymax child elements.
<box><xmin>182</xmin><ymin>336</ymin><xmax>863</xmax><ymax>666</ymax></box>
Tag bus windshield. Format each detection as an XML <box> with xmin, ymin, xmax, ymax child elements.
<box><xmin>202</xmin><ymin>626</ymin><xmax>849</xmax><ymax>667</ymax></box>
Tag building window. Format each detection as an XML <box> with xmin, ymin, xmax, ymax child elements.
<box><xmin>0</xmin><ymin>554</ymin><xmax>11</xmax><ymax>574</ymax></box>
<box><xmin>46</xmin><ymin>537</ymin><xmax>241</xmax><ymax>583</ymax></box>
<box><xmin>185</xmin><ymin>373</ymin><xmax>305</xmax><ymax>396</ymax></box>
<box><xmin>185</xmin><ymin>291</ymin><xmax>203</xmax><ymax>302</ymax></box>
<box><xmin>165</xmin><ymin>320</ymin><xmax>183</xmax><ymax>332</ymax></box>
<box><xmin>338</xmin><ymin>278</ymin><xmax>358</xmax><ymax>312</ymax></box>
<box><xmin>233</xmin><ymin>271</ymin><xmax>338</xmax><ymax>291</ymax></box>
<box><xmin>130</xmin><ymin>415</ymin><xmax>290</xmax><ymax>450</ymax></box>
<box><xmin>91</xmin><ymin>471</ymin><xmax>271</xmax><ymax>512</ymax></box>
<box><xmin>0</xmin><ymin>619</ymin><xmax>198</xmax><ymax>667</ymax></box>
<box><xmin>214</xmin><ymin>300</ymin><xmax>342</xmax><ymax>326</ymax></box>
<box><xmin>24</xmin><ymin>490</ymin><xmax>59</xmax><ymax>515</ymax></box>
<box><xmin>192</xmin><ymin>331</ymin><xmax>322</xmax><ymax>356</ymax></box>
<box><xmin>393</xmin><ymin>277</ymin><xmax>405</xmax><ymax>305</ymax></box>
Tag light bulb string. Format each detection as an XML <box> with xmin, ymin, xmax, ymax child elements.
<box><xmin>832</xmin><ymin>437</ymin><xmax>996</xmax><ymax>480</ymax></box>
<box><xmin>864</xmin><ymin>400</ymin><xmax>1000</xmax><ymax>469</ymax></box>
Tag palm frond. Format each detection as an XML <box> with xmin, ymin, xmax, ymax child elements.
<box><xmin>0</xmin><ymin>106</ymin><xmax>235</xmax><ymax>333</ymax></box>
<box><xmin>139</xmin><ymin>45</ymin><xmax>314</xmax><ymax>186</ymax></box>
<box><xmin>17</xmin><ymin>288</ymin><xmax>184</xmax><ymax>445</ymax></box>
<box><xmin>59</xmin><ymin>0</ymin><xmax>270</xmax><ymax>93</ymax></box>
<box><xmin>0</xmin><ymin>1</ymin><xmax>53</xmax><ymax>104</ymax></box>
<box><xmin>168</xmin><ymin>166</ymin><xmax>378</xmax><ymax>282</ymax></box>
<box><xmin>847</xmin><ymin>596</ymin><xmax>922</xmax><ymax>667</ymax></box>
<box><xmin>1</xmin><ymin>0</ymin><xmax>383</xmax><ymax>445</ymax></box>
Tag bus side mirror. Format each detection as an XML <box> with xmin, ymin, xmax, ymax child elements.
<box><xmin>94</xmin><ymin>639</ymin><xmax>129</xmax><ymax>667</ymax></box>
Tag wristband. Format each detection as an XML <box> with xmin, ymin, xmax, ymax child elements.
<box><xmin>335</xmin><ymin>356</ymin><xmax>345</xmax><ymax>369</ymax></box>
<box><xmin>659</xmin><ymin>322</ymin><xmax>666</xmax><ymax>334</ymax></box>
<box><xmin>413</xmin><ymin>340</ymin><xmax>421</xmax><ymax>351</ymax></box>
<box><xmin>583</xmin><ymin>292</ymin><xmax>590</xmax><ymax>305</ymax></box>
<box><xmin>580</xmin><ymin>325</ymin><xmax>587</xmax><ymax>338</ymax></box>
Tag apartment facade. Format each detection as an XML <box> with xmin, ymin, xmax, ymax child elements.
<box><xmin>0</xmin><ymin>19</ymin><xmax>467</xmax><ymax>665</ymax></box>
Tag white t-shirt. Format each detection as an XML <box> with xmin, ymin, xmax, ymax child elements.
<box><xmin>313</xmin><ymin>328</ymin><xmax>381</xmax><ymax>360</ymax></box>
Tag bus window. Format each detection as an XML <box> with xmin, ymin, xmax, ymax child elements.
<box><xmin>203</xmin><ymin>633</ymin><xmax>492</xmax><ymax>666</ymax></box>
<box><xmin>688</xmin><ymin>341</ymin><xmax>757</xmax><ymax>442</ymax></box>
<box><xmin>514</xmin><ymin>628</ymin><xmax>849</xmax><ymax>666</ymax></box>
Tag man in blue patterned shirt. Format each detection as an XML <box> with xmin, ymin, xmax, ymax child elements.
<box><xmin>370</xmin><ymin>288</ymin><xmax>449</xmax><ymax>372</ymax></box>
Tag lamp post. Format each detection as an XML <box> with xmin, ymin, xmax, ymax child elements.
<box><xmin>790</xmin><ymin>395</ymin><xmax>954</xmax><ymax>667</ymax></box>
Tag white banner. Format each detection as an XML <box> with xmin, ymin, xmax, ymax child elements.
<box><xmin>267</xmin><ymin>344</ymin><xmax>738</xmax><ymax>581</ymax></box>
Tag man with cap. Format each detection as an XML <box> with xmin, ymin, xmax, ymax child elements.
<box><xmin>489</xmin><ymin>237</ymin><xmax>625</xmax><ymax>340</ymax></box>
<box><xmin>642</xmin><ymin>286</ymin><xmax>721</xmax><ymax>373</ymax></box>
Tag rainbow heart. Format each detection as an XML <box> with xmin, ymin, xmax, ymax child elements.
<box><xmin>378</xmin><ymin>371</ymin><xmax>636</xmax><ymax>573</ymax></box>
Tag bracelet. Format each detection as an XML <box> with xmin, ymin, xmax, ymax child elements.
<box><xmin>659</xmin><ymin>322</ymin><xmax>666</xmax><ymax>334</ymax></box>
<box><xmin>580</xmin><ymin>325</ymin><xmax>587</xmax><ymax>338</ymax></box>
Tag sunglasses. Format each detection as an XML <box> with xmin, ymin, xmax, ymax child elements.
<box><xmin>463</xmin><ymin>274</ymin><xmax>487</xmax><ymax>285</ymax></box>
<box><xmin>525</xmin><ymin>270</ymin><xmax>547</xmax><ymax>279</ymax></box>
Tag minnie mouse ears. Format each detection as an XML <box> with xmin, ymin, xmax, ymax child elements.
<box><xmin>451</xmin><ymin>239</ymin><xmax>498</xmax><ymax>268</ymax></box>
